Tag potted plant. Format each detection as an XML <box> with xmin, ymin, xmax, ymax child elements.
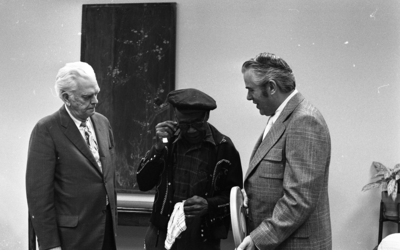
<box><xmin>362</xmin><ymin>161</ymin><xmax>400</xmax><ymax>201</ymax></box>
<box><xmin>362</xmin><ymin>161</ymin><xmax>400</xmax><ymax>243</ymax></box>
<box><xmin>363</xmin><ymin>161</ymin><xmax>400</xmax><ymax>221</ymax></box>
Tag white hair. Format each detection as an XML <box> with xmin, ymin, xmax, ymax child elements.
<box><xmin>54</xmin><ymin>62</ymin><xmax>97</xmax><ymax>99</ymax></box>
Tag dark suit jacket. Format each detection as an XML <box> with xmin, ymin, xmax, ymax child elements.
<box><xmin>26</xmin><ymin>105</ymin><xmax>117</xmax><ymax>250</ymax></box>
<box><xmin>244</xmin><ymin>93</ymin><xmax>332</xmax><ymax>250</ymax></box>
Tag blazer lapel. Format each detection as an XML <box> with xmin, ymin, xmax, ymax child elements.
<box><xmin>90</xmin><ymin>114</ymin><xmax>109</xmax><ymax>176</ymax></box>
<box><xmin>245</xmin><ymin>122</ymin><xmax>286</xmax><ymax>180</ymax></box>
<box><xmin>58</xmin><ymin>106</ymin><xmax>101</xmax><ymax>174</ymax></box>
<box><xmin>249</xmin><ymin>132</ymin><xmax>263</xmax><ymax>161</ymax></box>
<box><xmin>245</xmin><ymin>92</ymin><xmax>305</xmax><ymax>180</ymax></box>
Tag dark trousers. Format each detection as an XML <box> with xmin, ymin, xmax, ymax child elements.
<box><xmin>102</xmin><ymin>205</ymin><xmax>116</xmax><ymax>250</ymax></box>
<box><xmin>144</xmin><ymin>223</ymin><xmax>220</xmax><ymax>250</ymax></box>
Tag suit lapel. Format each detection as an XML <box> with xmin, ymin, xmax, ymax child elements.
<box><xmin>90</xmin><ymin>114</ymin><xmax>106</xmax><ymax>157</ymax></box>
<box><xmin>249</xmin><ymin>133</ymin><xmax>263</xmax><ymax>161</ymax></box>
<box><xmin>245</xmin><ymin>93</ymin><xmax>305</xmax><ymax>180</ymax></box>
<box><xmin>91</xmin><ymin>114</ymin><xmax>109</xmax><ymax>177</ymax></box>
<box><xmin>58</xmin><ymin>106</ymin><xmax>102</xmax><ymax>174</ymax></box>
<box><xmin>245</xmin><ymin>122</ymin><xmax>286</xmax><ymax>180</ymax></box>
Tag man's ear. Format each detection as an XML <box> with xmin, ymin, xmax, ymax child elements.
<box><xmin>268</xmin><ymin>80</ymin><xmax>277</xmax><ymax>95</ymax></box>
<box><xmin>62</xmin><ymin>93</ymin><xmax>71</xmax><ymax>106</ymax></box>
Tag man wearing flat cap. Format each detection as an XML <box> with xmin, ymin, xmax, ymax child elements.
<box><xmin>137</xmin><ymin>88</ymin><xmax>243</xmax><ymax>250</ymax></box>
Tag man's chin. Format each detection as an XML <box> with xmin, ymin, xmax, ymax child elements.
<box><xmin>87</xmin><ymin>109</ymin><xmax>96</xmax><ymax>116</ymax></box>
<box><xmin>183</xmin><ymin>132</ymin><xmax>204</xmax><ymax>144</ymax></box>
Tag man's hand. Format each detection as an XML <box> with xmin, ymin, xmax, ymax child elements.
<box><xmin>184</xmin><ymin>195</ymin><xmax>208</xmax><ymax>217</ymax></box>
<box><xmin>154</xmin><ymin>121</ymin><xmax>178</xmax><ymax>150</ymax></box>
<box><xmin>237</xmin><ymin>235</ymin><xmax>255</xmax><ymax>250</ymax></box>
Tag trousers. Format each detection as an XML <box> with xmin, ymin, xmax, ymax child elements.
<box><xmin>144</xmin><ymin>223</ymin><xmax>220</xmax><ymax>250</ymax></box>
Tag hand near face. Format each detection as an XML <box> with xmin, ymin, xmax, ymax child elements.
<box><xmin>237</xmin><ymin>236</ymin><xmax>256</xmax><ymax>250</ymax></box>
<box><xmin>154</xmin><ymin>120</ymin><xmax>178</xmax><ymax>150</ymax></box>
<box><xmin>184</xmin><ymin>195</ymin><xmax>208</xmax><ymax>217</ymax></box>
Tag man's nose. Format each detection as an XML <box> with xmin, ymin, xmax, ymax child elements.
<box><xmin>91</xmin><ymin>95</ymin><xmax>98</xmax><ymax>104</ymax></box>
<box><xmin>246</xmin><ymin>93</ymin><xmax>252</xmax><ymax>101</ymax></box>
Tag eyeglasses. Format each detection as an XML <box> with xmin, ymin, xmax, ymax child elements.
<box><xmin>178</xmin><ymin>121</ymin><xmax>205</xmax><ymax>133</ymax></box>
<box><xmin>176</xmin><ymin>114</ymin><xmax>207</xmax><ymax>133</ymax></box>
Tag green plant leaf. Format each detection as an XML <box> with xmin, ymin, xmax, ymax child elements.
<box><xmin>391</xmin><ymin>183</ymin><xmax>398</xmax><ymax>201</ymax></box>
<box><xmin>387</xmin><ymin>179</ymin><xmax>396</xmax><ymax>196</ymax></box>
<box><xmin>373</xmin><ymin>161</ymin><xmax>388</xmax><ymax>173</ymax></box>
<box><xmin>384</xmin><ymin>170</ymin><xmax>392</xmax><ymax>179</ymax></box>
<box><xmin>375</xmin><ymin>170</ymin><xmax>388</xmax><ymax>178</ymax></box>
<box><xmin>362</xmin><ymin>181</ymin><xmax>383</xmax><ymax>191</ymax></box>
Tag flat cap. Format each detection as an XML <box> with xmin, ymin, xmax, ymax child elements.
<box><xmin>167</xmin><ymin>88</ymin><xmax>217</xmax><ymax>111</ymax></box>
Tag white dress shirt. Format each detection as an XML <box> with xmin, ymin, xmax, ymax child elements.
<box><xmin>263</xmin><ymin>89</ymin><xmax>298</xmax><ymax>140</ymax></box>
<box><xmin>65</xmin><ymin>105</ymin><xmax>101</xmax><ymax>169</ymax></box>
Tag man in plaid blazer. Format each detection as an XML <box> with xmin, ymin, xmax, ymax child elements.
<box><xmin>238</xmin><ymin>53</ymin><xmax>332</xmax><ymax>250</ymax></box>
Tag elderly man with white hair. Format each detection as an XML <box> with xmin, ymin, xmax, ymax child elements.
<box><xmin>26</xmin><ymin>62</ymin><xmax>117</xmax><ymax>250</ymax></box>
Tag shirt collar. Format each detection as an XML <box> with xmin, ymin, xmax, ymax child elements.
<box><xmin>65</xmin><ymin>104</ymin><xmax>89</xmax><ymax>128</ymax></box>
<box><xmin>270</xmin><ymin>89</ymin><xmax>298</xmax><ymax>123</ymax></box>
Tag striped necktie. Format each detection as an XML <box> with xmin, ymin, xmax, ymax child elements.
<box><xmin>80</xmin><ymin>121</ymin><xmax>98</xmax><ymax>152</ymax></box>
<box><xmin>80</xmin><ymin>121</ymin><xmax>102</xmax><ymax>172</ymax></box>
<box><xmin>80</xmin><ymin>121</ymin><xmax>108</xmax><ymax>205</ymax></box>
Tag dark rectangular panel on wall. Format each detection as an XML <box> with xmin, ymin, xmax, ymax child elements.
<box><xmin>81</xmin><ymin>3</ymin><xmax>177</xmax><ymax>195</ymax></box>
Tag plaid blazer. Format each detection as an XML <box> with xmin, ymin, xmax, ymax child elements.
<box><xmin>244</xmin><ymin>93</ymin><xmax>332</xmax><ymax>250</ymax></box>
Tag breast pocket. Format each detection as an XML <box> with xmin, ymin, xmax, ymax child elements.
<box><xmin>259</xmin><ymin>148</ymin><xmax>284</xmax><ymax>179</ymax></box>
<box><xmin>256</xmin><ymin>148</ymin><xmax>285</xmax><ymax>203</ymax></box>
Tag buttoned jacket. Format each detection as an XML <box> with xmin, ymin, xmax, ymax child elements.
<box><xmin>137</xmin><ymin>123</ymin><xmax>243</xmax><ymax>241</ymax></box>
<box><xmin>26</xmin><ymin>105</ymin><xmax>117</xmax><ymax>250</ymax></box>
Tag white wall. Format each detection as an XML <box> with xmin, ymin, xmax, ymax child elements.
<box><xmin>1</xmin><ymin>0</ymin><xmax>399</xmax><ymax>249</ymax></box>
